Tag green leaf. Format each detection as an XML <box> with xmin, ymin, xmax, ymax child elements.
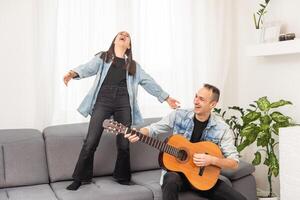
<box><xmin>242</xmin><ymin>111</ymin><xmax>261</xmax><ymax>124</ymax></box>
<box><xmin>240</xmin><ymin>123</ymin><xmax>259</xmax><ymax>137</ymax></box>
<box><xmin>264</xmin><ymin>157</ymin><xmax>270</xmax><ymax>166</ymax></box>
<box><xmin>237</xmin><ymin>140</ymin><xmax>250</xmax><ymax>152</ymax></box>
<box><xmin>270</xmin><ymin>111</ymin><xmax>289</xmax><ymax>123</ymax></box>
<box><xmin>272</xmin><ymin>121</ymin><xmax>290</xmax><ymax>135</ymax></box>
<box><xmin>266</xmin><ymin>0</ymin><xmax>270</xmax><ymax>4</ymax></box>
<box><xmin>270</xmin><ymin>100</ymin><xmax>292</xmax><ymax>108</ymax></box>
<box><xmin>249</xmin><ymin>103</ymin><xmax>257</xmax><ymax>108</ymax></box>
<box><xmin>257</xmin><ymin>131</ymin><xmax>271</xmax><ymax>147</ymax></box>
<box><xmin>260</xmin><ymin>4</ymin><xmax>266</xmax><ymax>8</ymax></box>
<box><xmin>253</xmin><ymin>13</ymin><xmax>258</xmax><ymax>29</ymax></box>
<box><xmin>256</xmin><ymin>96</ymin><xmax>271</xmax><ymax>112</ymax></box>
<box><xmin>214</xmin><ymin>108</ymin><xmax>221</xmax><ymax>114</ymax></box>
<box><xmin>269</xmin><ymin>153</ymin><xmax>279</xmax><ymax>177</ymax></box>
<box><xmin>228</xmin><ymin>106</ymin><xmax>244</xmax><ymax>115</ymax></box>
<box><xmin>260</xmin><ymin>115</ymin><xmax>272</xmax><ymax>125</ymax></box>
<box><xmin>252</xmin><ymin>151</ymin><xmax>261</xmax><ymax>165</ymax></box>
<box><xmin>273</xmin><ymin>167</ymin><xmax>279</xmax><ymax>177</ymax></box>
<box><xmin>240</xmin><ymin>124</ymin><xmax>260</xmax><ymax>147</ymax></box>
<box><xmin>222</xmin><ymin>111</ymin><xmax>226</xmax><ymax>118</ymax></box>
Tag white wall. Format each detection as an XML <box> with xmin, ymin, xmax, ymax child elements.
<box><xmin>224</xmin><ymin>0</ymin><xmax>300</xmax><ymax>196</ymax></box>
<box><xmin>0</xmin><ymin>0</ymin><xmax>38</xmax><ymax>129</ymax></box>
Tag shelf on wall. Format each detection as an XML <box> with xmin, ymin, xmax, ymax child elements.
<box><xmin>246</xmin><ymin>39</ymin><xmax>300</xmax><ymax>56</ymax></box>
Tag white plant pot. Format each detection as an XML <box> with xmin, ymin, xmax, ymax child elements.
<box><xmin>254</xmin><ymin>28</ymin><xmax>263</xmax><ymax>43</ymax></box>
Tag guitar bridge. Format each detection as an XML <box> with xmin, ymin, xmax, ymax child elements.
<box><xmin>198</xmin><ymin>152</ymin><xmax>208</xmax><ymax>176</ymax></box>
<box><xmin>199</xmin><ymin>167</ymin><xmax>205</xmax><ymax>176</ymax></box>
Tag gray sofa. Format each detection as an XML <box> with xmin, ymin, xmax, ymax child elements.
<box><xmin>0</xmin><ymin>118</ymin><xmax>256</xmax><ymax>200</ymax></box>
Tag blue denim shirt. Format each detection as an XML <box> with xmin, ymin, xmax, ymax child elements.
<box><xmin>146</xmin><ymin>109</ymin><xmax>239</xmax><ymax>184</ymax></box>
<box><xmin>72</xmin><ymin>55</ymin><xmax>169</xmax><ymax>125</ymax></box>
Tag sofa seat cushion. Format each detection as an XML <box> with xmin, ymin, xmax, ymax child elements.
<box><xmin>0</xmin><ymin>190</ymin><xmax>8</xmax><ymax>200</ymax></box>
<box><xmin>0</xmin><ymin>129</ymin><xmax>49</xmax><ymax>188</ymax></box>
<box><xmin>131</xmin><ymin>170</ymin><xmax>162</xmax><ymax>200</ymax></box>
<box><xmin>221</xmin><ymin>160</ymin><xmax>255</xmax><ymax>180</ymax></box>
<box><xmin>0</xmin><ymin>184</ymin><xmax>57</xmax><ymax>200</ymax></box>
<box><xmin>131</xmin><ymin>169</ymin><xmax>233</xmax><ymax>200</ymax></box>
<box><xmin>51</xmin><ymin>176</ymin><xmax>153</xmax><ymax>200</ymax></box>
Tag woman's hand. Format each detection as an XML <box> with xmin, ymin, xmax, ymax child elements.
<box><xmin>63</xmin><ymin>71</ymin><xmax>77</xmax><ymax>86</ymax></box>
<box><xmin>166</xmin><ymin>97</ymin><xmax>180</xmax><ymax>109</ymax></box>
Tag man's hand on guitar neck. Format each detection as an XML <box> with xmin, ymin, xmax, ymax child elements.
<box><xmin>125</xmin><ymin>127</ymin><xmax>149</xmax><ymax>143</ymax></box>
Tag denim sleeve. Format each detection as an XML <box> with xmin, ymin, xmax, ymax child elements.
<box><xmin>137</xmin><ymin>65</ymin><xmax>169</xmax><ymax>103</ymax></box>
<box><xmin>72</xmin><ymin>56</ymin><xmax>101</xmax><ymax>79</ymax></box>
<box><xmin>146</xmin><ymin>110</ymin><xmax>176</xmax><ymax>138</ymax></box>
<box><xmin>220</xmin><ymin>128</ymin><xmax>239</xmax><ymax>162</ymax></box>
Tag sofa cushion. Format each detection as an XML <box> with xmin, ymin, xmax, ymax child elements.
<box><xmin>131</xmin><ymin>170</ymin><xmax>232</xmax><ymax>200</ymax></box>
<box><xmin>131</xmin><ymin>169</ymin><xmax>212</xmax><ymax>200</ymax></box>
<box><xmin>0</xmin><ymin>129</ymin><xmax>49</xmax><ymax>188</ymax></box>
<box><xmin>2</xmin><ymin>184</ymin><xmax>57</xmax><ymax>200</ymax></box>
<box><xmin>131</xmin><ymin>170</ymin><xmax>162</xmax><ymax>200</ymax></box>
<box><xmin>221</xmin><ymin>160</ymin><xmax>255</xmax><ymax>180</ymax></box>
<box><xmin>44</xmin><ymin>122</ymin><xmax>122</xmax><ymax>182</ymax></box>
<box><xmin>130</xmin><ymin>118</ymin><xmax>165</xmax><ymax>172</ymax></box>
<box><xmin>0</xmin><ymin>190</ymin><xmax>8</xmax><ymax>200</ymax></box>
<box><xmin>50</xmin><ymin>176</ymin><xmax>153</xmax><ymax>200</ymax></box>
<box><xmin>44</xmin><ymin>118</ymin><xmax>163</xmax><ymax>182</ymax></box>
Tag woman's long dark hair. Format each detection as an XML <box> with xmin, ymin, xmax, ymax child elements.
<box><xmin>97</xmin><ymin>33</ymin><xmax>136</xmax><ymax>75</ymax></box>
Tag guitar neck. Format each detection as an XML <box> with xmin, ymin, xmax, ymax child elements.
<box><xmin>127</xmin><ymin>128</ymin><xmax>179</xmax><ymax>157</ymax></box>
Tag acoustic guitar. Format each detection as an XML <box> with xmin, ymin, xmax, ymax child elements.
<box><xmin>103</xmin><ymin>119</ymin><xmax>224</xmax><ymax>190</ymax></box>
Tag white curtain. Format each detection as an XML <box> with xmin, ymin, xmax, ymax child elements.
<box><xmin>34</xmin><ymin>0</ymin><xmax>234</xmax><ymax>128</ymax></box>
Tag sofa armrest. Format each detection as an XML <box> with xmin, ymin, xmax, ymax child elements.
<box><xmin>221</xmin><ymin>160</ymin><xmax>255</xmax><ymax>180</ymax></box>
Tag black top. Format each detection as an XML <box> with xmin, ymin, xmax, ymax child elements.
<box><xmin>102</xmin><ymin>57</ymin><xmax>127</xmax><ymax>87</ymax></box>
<box><xmin>190</xmin><ymin>115</ymin><xmax>209</xmax><ymax>143</ymax></box>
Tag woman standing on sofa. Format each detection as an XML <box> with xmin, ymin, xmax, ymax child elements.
<box><xmin>63</xmin><ymin>31</ymin><xmax>180</xmax><ymax>190</ymax></box>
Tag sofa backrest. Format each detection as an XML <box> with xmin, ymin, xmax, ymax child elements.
<box><xmin>43</xmin><ymin>118</ymin><xmax>165</xmax><ymax>182</ymax></box>
<box><xmin>0</xmin><ymin>129</ymin><xmax>49</xmax><ymax>188</ymax></box>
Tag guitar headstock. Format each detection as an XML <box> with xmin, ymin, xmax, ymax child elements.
<box><xmin>102</xmin><ymin>119</ymin><xmax>127</xmax><ymax>135</ymax></box>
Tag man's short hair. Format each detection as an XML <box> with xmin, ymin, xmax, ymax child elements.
<box><xmin>203</xmin><ymin>83</ymin><xmax>220</xmax><ymax>102</ymax></box>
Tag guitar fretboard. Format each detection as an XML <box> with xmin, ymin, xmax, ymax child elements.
<box><xmin>128</xmin><ymin>128</ymin><xmax>179</xmax><ymax>157</ymax></box>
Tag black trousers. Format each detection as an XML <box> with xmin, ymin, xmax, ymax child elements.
<box><xmin>162</xmin><ymin>172</ymin><xmax>247</xmax><ymax>200</ymax></box>
<box><xmin>72</xmin><ymin>86</ymin><xmax>132</xmax><ymax>182</ymax></box>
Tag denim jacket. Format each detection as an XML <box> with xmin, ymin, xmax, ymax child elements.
<box><xmin>146</xmin><ymin>109</ymin><xmax>239</xmax><ymax>184</ymax></box>
<box><xmin>72</xmin><ymin>55</ymin><xmax>169</xmax><ymax>125</ymax></box>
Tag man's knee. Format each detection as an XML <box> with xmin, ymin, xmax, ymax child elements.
<box><xmin>164</xmin><ymin>172</ymin><xmax>181</xmax><ymax>183</ymax></box>
<box><xmin>162</xmin><ymin>172</ymin><xmax>183</xmax><ymax>191</ymax></box>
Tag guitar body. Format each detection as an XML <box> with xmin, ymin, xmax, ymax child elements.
<box><xmin>159</xmin><ymin>134</ymin><xmax>223</xmax><ymax>191</ymax></box>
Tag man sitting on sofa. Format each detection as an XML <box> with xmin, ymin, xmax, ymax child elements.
<box><xmin>125</xmin><ymin>83</ymin><xmax>247</xmax><ymax>200</ymax></box>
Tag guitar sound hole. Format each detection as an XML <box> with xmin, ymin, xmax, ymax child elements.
<box><xmin>177</xmin><ymin>149</ymin><xmax>188</xmax><ymax>161</ymax></box>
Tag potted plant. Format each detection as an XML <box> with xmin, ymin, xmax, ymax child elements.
<box><xmin>253</xmin><ymin>0</ymin><xmax>271</xmax><ymax>43</ymax></box>
<box><xmin>215</xmin><ymin>96</ymin><xmax>295</xmax><ymax>199</ymax></box>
